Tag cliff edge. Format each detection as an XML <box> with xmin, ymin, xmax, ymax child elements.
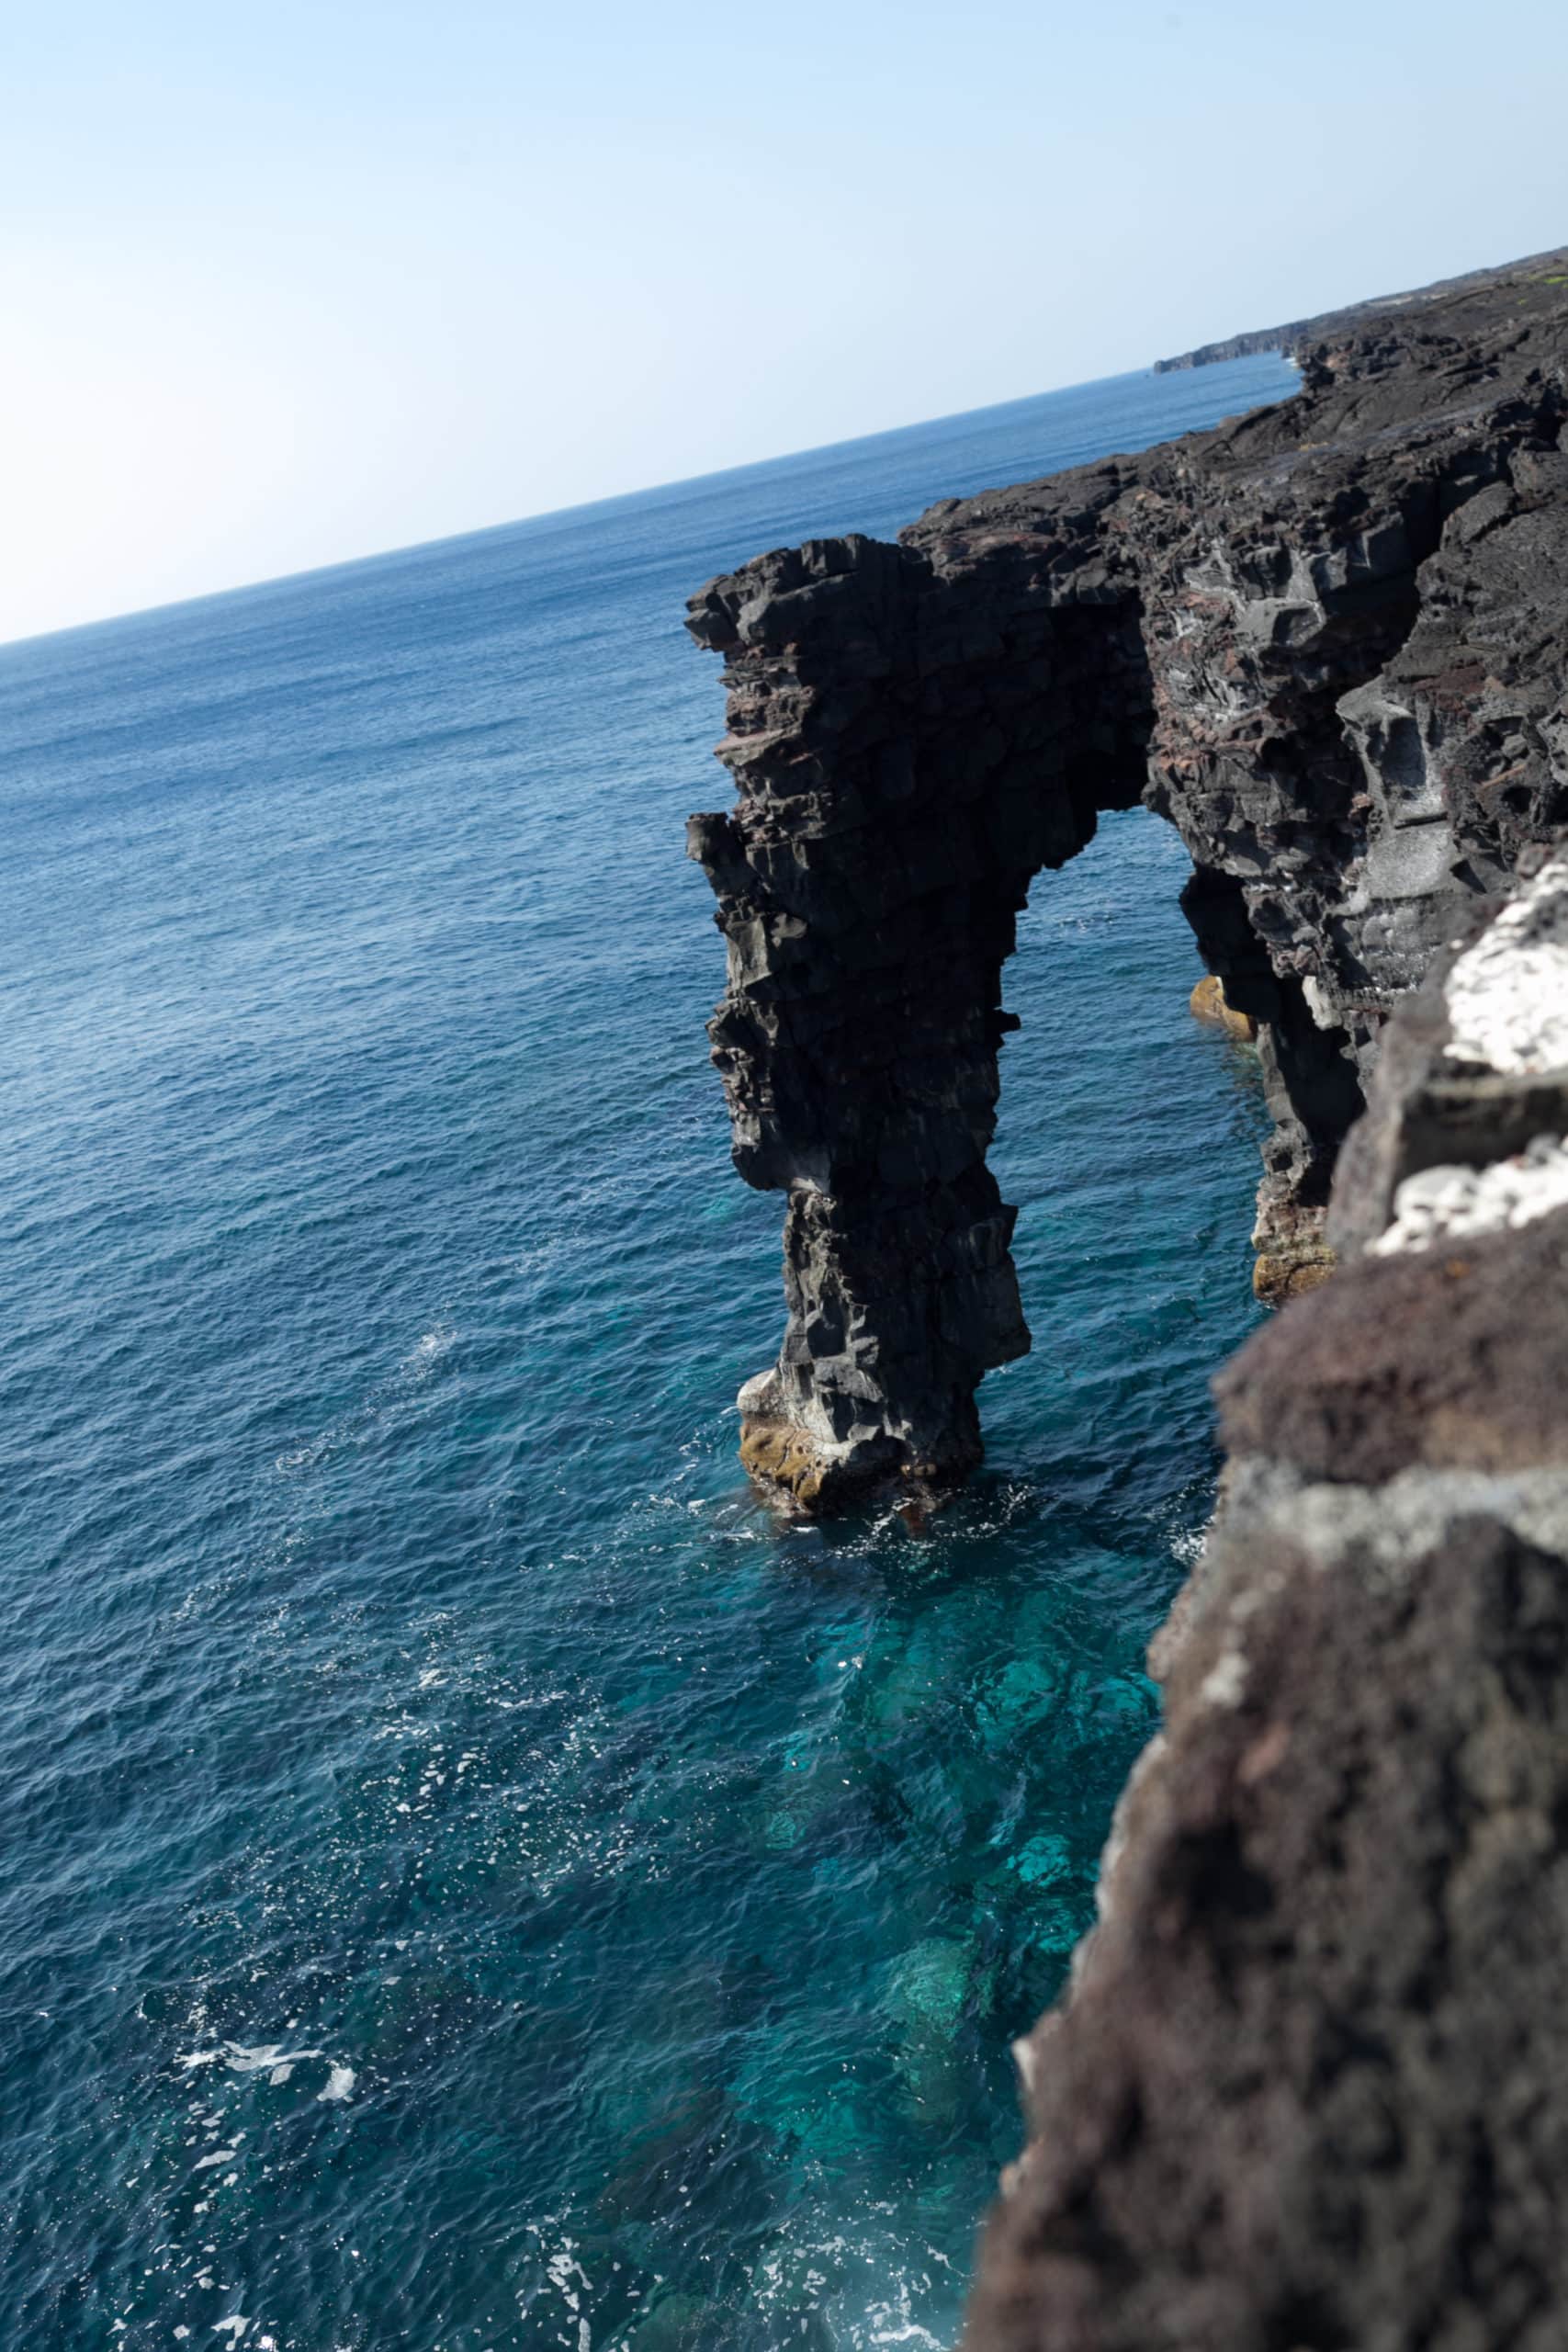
<box><xmin>964</xmin><ymin>859</ymin><xmax>1568</xmax><ymax>2351</ymax></box>
<box><xmin>688</xmin><ymin>249</ymin><xmax>1568</xmax><ymax>1510</ymax></box>
<box><xmin>1151</xmin><ymin>243</ymin><xmax>1568</xmax><ymax>371</ymax></box>
<box><xmin>685</xmin><ymin>247</ymin><xmax>1568</xmax><ymax>2342</ymax></box>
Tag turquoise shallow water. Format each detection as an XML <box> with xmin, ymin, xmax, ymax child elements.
<box><xmin>0</xmin><ymin>352</ymin><xmax>1292</xmax><ymax>2352</ymax></box>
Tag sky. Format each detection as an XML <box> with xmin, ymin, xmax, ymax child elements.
<box><xmin>4</xmin><ymin>0</ymin><xmax>1567</xmax><ymax>644</ymax></box>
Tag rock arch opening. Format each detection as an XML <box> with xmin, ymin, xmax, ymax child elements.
<box><xmin>685</xmin><ymin>533</ymin><xmax>1272</xmax><ymax>1511</ymax></box>
<box><xmin>684</xmin><ymin>357</ymin><xmax>1565</xmax><ymax>1509</ymax></box>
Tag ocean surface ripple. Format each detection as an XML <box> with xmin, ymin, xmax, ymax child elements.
<box><xmin>0</xmin><ymin>354</ymin><xmax>1293</xmax><ymax>2350</ymax></box>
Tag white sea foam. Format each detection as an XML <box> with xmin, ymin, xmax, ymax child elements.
<box><xmin>750</xmin><ymin>2218</ymin><xmax>958</xmax><ymax>2349</ymax></box>
<box><xmin>220</xmin><ymin>2041</ymin><xmax>323</xmax><ymax>2074</ymax></box>
<box><xmin>176</xmin><ymin>2043</ymin><xmax>355</xmax><ymax>2101</ymax></box>
<box><xmin>402</xmin><ymin>1324</ymin><xmax>456</xmax><ymax>1378</ymax></box>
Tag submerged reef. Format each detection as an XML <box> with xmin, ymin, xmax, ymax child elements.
<box><xmin>686</xmin><ymin>248</ymin><xmax>1568</xmax><ymax>2341</ymax></box>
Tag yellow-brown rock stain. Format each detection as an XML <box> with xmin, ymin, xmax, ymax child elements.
<box><xmin>738</xmin><ymin>1417</ymin><xmax>829</xmax><ymax>1510</ymax></box>
<box><xmin>1189</xmin><ymin>973</ymin><xmax>1258</xmax><ymax>1042</ymax></box>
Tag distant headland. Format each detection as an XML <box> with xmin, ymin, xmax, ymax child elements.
<box><xmin>1152</xmin><ymin>240</ymin><xmax>1568</xmax><ymax>369</ymax></box>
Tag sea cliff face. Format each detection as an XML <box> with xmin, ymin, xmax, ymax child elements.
<box><xmin>1151</xmin><ymin>242</ymin><xmax>1568</xmax><ymax>371</ymax></box>
<box><xmin>965</xmin><ymin>864</ymin><xmax>1568</xmax><ymax>2352</ymax></box>
<box><xmin>686</xmin><ymin>251</ymin><xmax>1568</xmax><ymax>2340</ymax></box>
<box><xmin>688</xmin><ymin>254</ymin><xmax>1568</xmax><ymax>1508</ymax></box>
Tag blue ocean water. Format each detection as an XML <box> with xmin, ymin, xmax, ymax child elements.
<box><xmin>0</xmin><ymin>352</ymin><xmax>1294</xmax><ymax>2352</ymax></box>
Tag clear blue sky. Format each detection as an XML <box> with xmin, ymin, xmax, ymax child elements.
<box><xmin>5</xmin><ymin>0</ymin><xmax>1565</xmax><ymax>641</ymax></box>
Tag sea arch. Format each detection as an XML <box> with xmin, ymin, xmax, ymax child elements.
<box><xmin>683</xmin><ymin>465</ymin><xmax>1439</xmax><ymax>1509</ymax></box>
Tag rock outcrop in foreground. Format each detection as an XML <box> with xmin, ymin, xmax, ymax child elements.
<box><xmin>687</xmin><ymin>249</ymin><xmax>1568</xmax><ymax>2342</ymax></box>
<box><xmin>967</xmin><ymin>858</ymin><xmax>1568</xmax><ymax>2352</ymax></box>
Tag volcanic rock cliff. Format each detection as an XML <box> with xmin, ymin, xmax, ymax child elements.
<box><xmin>1151</xmin><ymin>243</ymin><xmax>1568</xmax><ymax>372</ymax></box>
<box><xmin>688</xmin><ymin>254</ymin><xmax>1568</xmax><ymax>1510</ymax></box>
<box><xmin>964</xmin><ymin>862</ymin><xmax>1568</xmax><ymax>2352</ymax></box>
<box><xmin>686</xmin><ymin>250</ymin><xmax>1568</xmax><ymax>2343</ymax></box>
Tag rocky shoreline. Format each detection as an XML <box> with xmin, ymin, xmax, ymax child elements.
<box><xmin>964</xmin><ymin>860</ymin><xmax>1568</xmax><ymax>2348</ymax></box>
<box><xmin>1151</xmin><ymin>243</ymin><xmax>1568</xmax><ymax>372</ymax></box>
<box><xmin>687</xmin><ymin>248</ymin><xmax>1568</xmax><ymax>1509</ymax></box>
<box><xmin>686</xmin><ymin>249</ymin><xmax>1568</xmax><ymax>2340</ymax></box>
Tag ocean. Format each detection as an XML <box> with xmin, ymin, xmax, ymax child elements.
<box><xmin>0</xmin><ymin>350</ymin><xmax>1296</xmax><ymax>2352</ymax></box>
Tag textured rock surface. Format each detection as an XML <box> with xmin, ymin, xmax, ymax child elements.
<box><xmin>1151</xmin><ymin>243</ymin><xmax>1568</xmax><ymax>371</ymax></box>
<box><xmin>685</xmin><ymin>247</ymin><xmax>1568</xmax><ymax>2340</ymax></box>
<box><xmin>1188</xmin><ymin>973</ymin><xmax>1258</xmax><ymax>1042</ymax></box>
<box><xmin>965</xmin><ymin>1466</ymin><xmax>1568</xmax><ymax>2351</ymax></box>
<box><xmin>688</xmin><ymin>251</ymin><xmax>1568</xmax><ymax>1505</ymax></box>
<box><xmin>950</xmin><ymin>283</ymin><xmax>1568</xmax><ymax>2344</ymax></box>
<box><xmin>964</xmin><ymin>866</ymin><xmax>1568</xmax><ymax>2346</ymax></box>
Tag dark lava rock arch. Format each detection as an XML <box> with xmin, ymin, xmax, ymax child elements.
<box><xmin>687</xmin><ymin>261</ymin><xmax>1568</xmax><ymax>1514</ymax></box>
<box><xmin>687</xmin><ymin>253</ymin><xmax>1568</xmax><ymax>2350</ymax></box>
<box><xmin>685</xmin><ymin>537</ymin><xmax>1160</xmax><ymax>1509</ymax></box>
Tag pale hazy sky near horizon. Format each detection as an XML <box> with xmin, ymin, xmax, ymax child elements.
<box><xmin>6</xmin><ymin>0</ymin><xmax>1567</xmax><ymax>645</ymax></box>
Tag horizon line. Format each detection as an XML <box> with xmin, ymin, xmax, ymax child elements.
<box><xmin>0</xmin><ymin>351</ymin><xmax>1300</xmax><ymax>660</ymax></box>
